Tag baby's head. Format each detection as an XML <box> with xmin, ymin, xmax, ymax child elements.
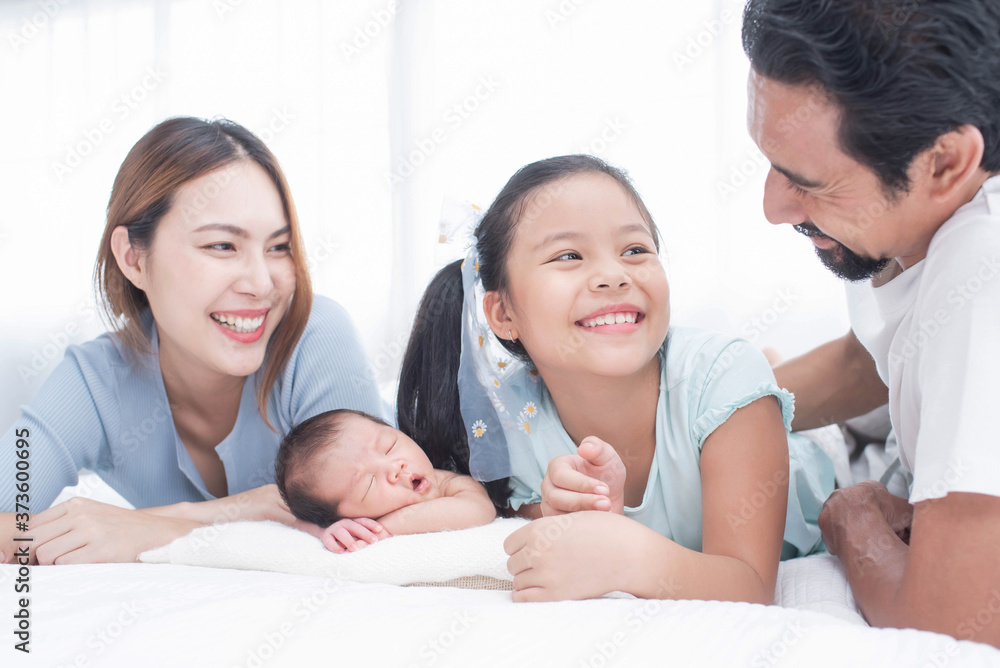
<box><xmin>275</xmin><ymin>409</ymin><xmax>437</xmax><ymax>526</ymax></box>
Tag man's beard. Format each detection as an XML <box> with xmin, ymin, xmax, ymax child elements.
<box><xmin>795</xmin><ymin>224</ymin><xmax>890</xmax><ymax>282</ymax></box>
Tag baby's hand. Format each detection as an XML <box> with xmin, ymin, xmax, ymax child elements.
<box><xmin>540</xmin><ymin>437</ymin><xmax>626</xmax><ymax>516</ymax></box>
<box><xmin>319</xmin><ymin>518</ymin><xmax>391</xmax><ymax>553</ymax></box>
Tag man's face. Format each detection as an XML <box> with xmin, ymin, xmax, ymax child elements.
<box><xmin>747</xmin><ymin>71</ymin><xmax>938</xmax><ymax>279</ymax></box>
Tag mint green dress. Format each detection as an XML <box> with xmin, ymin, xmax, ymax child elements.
<box><xmin>507</xmin><ymin>326</ymin><xmax>834</xmax><ymax>559</ymax></box>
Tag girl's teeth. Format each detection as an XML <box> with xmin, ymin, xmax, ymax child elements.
<box><xmin>581</xmin><ymin>312</ymin><xmax>639</xmax><ymax>328</ymax></box>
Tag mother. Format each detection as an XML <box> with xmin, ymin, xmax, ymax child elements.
<box><xmin>0</xmin><ymin>117</ymin><xmax>385</xmax><ymax>564</ymax></box>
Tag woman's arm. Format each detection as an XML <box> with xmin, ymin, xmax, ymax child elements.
<box><xmin>376</xmin><ymin>475</ymin><xmax>497</xmax><ymax>536</ymax></box>
<box><xmin>504</xmin><ymin>397</ymin><xmax>788</xmax><ymax>603</ymax></box>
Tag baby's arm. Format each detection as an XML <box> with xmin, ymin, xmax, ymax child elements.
<box><xmin>376</xmin><ymin>473</ymin><xmax>497</xmax><ymax>536</ymax></box>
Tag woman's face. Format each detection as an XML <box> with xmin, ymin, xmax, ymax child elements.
<box><xmin>137</xmin><ymin>160</ymin><xmax>296</xmax><ymax>380</ymax></box>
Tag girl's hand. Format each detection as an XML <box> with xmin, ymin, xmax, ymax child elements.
<box><xmin>503</xmin><ymin>511</ymin><xmax>647</xmax><ymax>601</ymax></box>
<box><xmin>316</xmin><ymin>518</ymin><xmax>390</xmax><ymax>553</ymax></box>
<box><xmin>16</xmin><ymin>498</ymin><xmax>202</xmax><ymax>565</ymax></box>
<box><xmin>540</xmin><ymin>437</ymin><xmax>626</xmax><ymax>516</ymax></box>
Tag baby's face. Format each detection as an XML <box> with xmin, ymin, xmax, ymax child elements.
<box><xmin>311</xmin><ymin>416</ymin><xmax>437</xmax><ymax>519</ymax></box>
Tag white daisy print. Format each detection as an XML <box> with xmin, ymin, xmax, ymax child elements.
<box><xmin>472</xmin><ymin>420</ymin><xmax>488</xmax><ymax>438</ymax></box>
<box><xmin>523</xmin><ymin>402</ymin><xmax>537</xmax><ymax>418</ymax></box>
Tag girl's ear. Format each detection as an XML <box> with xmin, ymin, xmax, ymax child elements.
<box><xmin>110</xmin><ymin>226</ymin><xmax>147</xmax><ymax>290</ymax></box>
<box><xmin>482</xmin><ymin>290</ymin><xmax>519</xmax><ymax>341</ymax></box>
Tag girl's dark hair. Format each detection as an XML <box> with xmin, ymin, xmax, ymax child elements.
<box><xmin>742</xmin><ymin>0</ymin><xmax>1000</xmax><ymax>194</ymax></box>
<box><xmin>396</xmin><ymin>154</ymin><xmax>660</xmax><ymax>512</ymax></box>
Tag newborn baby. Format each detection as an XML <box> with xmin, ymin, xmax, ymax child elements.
<box><xmin>275</xmin><ymin>409</ymin><xmax>496</xmax><ymax>552</ymax></box>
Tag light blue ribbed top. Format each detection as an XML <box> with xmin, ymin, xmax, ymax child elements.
<box><xmin>1</xmin><ymin>296</ymin><xmax>387</xmax><ymax>511</ymax></box>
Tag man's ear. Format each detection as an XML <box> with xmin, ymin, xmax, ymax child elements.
<box><xmin>927</xmin><ymin>124</ymin><xmax>986</xmax><ymax>203</ymax></box>
<box><xmin>482</xmin><ymin>290</ymin><xmax>519</xmax><ymax>341</ymax></box>
<box><xmin>109</xmin><ymin>226</ymin><xmax>147</xmax><ymax>290</ymax></box>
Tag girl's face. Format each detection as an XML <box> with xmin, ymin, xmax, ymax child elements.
<box><xmin>134</xmin><ymin>160</ymin><xmax>296</xmax><ymax>381</ymax></box>
<box><xmin>495</xmin><ymin>172</ymin><xmax>670</xmax><ymax>380</ymax></box>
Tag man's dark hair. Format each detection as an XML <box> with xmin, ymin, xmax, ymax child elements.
<box><xmin>274</xmin><ymin>409</ymin><xmax>390</xmax><ymax>527</ymax></box>
<box><xmin>743</xmin><ymin>0</ymin><xmax>1000</xmax><ymax>194</ymax></box>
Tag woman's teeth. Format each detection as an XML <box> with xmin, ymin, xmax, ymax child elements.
<box><xmin>211</xmin><ymin>313</ymin><xmax>264</xmax><ymax>333</ymax></box>
<box><xmin>580</xmin><ymin>312</ymin><xmax>638</xmax><ymax>328</ymax></box>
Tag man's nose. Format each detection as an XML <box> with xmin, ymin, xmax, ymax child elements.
<box><xmin>762</xmin><ymin>167</ymin><xmax>809</xmax><ymax>227</ymax></box>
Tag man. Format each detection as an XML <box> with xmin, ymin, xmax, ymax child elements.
<box><xmin>742</xmin><ymin>0</ymin><xmax>1000</xmax><ymax>647</ymax></box>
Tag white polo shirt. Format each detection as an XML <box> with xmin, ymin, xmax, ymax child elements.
<box><xmin>846</xmin><ymin>175</ymin><xmax>1000</xmax><ymax>503</ymax></box>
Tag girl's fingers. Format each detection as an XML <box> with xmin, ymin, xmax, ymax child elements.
<box><xmin>549</xmin><ymin>466</ymin><xmax>607</xmax><ymax>495</ymax></box>
<box><xmin>577</xmin><ymin>437</ymin><xmax>621</xmax><ymax>468</ymax></box>
<box><xmin>542</xmin><ymin>486</ymin><xmax>609</xmax><ymax>514</ymax></box>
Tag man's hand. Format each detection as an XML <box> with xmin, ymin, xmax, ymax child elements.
<box><xmin>540</xmin><ymin>437</ymin><xmax>626</xmax><ymax>516</ymax></box>
<box><xmin>819</xmin><ymin>481</ymin><xmax>913</xmax><ymax>553</ymax></box>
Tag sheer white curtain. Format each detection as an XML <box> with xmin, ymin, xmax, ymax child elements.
<box><xmin>0</xmin><ymin>0</ymin><xmax>847</xmax><ymax>427</ymax></box>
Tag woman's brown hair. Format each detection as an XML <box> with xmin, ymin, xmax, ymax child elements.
<box><xmin>95</xmin><ymin>116</ymin><xmax>313</xmax><ymax>428</ymax></box>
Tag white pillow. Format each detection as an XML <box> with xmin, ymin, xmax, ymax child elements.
<box><xmin>139</xmin><ymin>518</ymin><xmax>528</xmax><ymax>589</ymax></box>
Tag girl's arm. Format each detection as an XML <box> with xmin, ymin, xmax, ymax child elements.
<box><xmin>504</xmin><ymin>396</ymin><xmax>787</xmax><ymax>604</ymax></box>
<box><xmin>376</xmin><ymin>475</ymin><xmax>497</xmax><ymax>536</ymax></box>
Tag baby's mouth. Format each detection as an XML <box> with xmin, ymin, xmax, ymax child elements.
<box><xmin>411</xmin><ymin>475</ymin><xmax>430</xmax><ymax>493</ymax></box>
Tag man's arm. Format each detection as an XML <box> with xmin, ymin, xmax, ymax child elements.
<box><xmin>377</xmin><ymin>475</ymin><xmax>497</xmax><ymax>536</ymax></box>
<box><xmin>773</xmin><ymin>329</ymin><xmax>888</xmax><ymax>430</ymax></box>
<box><xmin>820</xmin><ymin>483</ymin><xmax>1000</xmax><ymax>647</ymax></box>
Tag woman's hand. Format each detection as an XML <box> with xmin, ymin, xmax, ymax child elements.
<box><xmin>540</xmin><ymin>437</ymin><xmax>626</xmax><ymax>516</ymax></box>
<box><xmin>503</xmin><ymin>511</ymin><xmax>648</xmax><ymax>602</ymax></box>
<box><xmin>12</xmin><ymin>498</ymin><xmax>203</xmax><ymax>565</ymax></box>
<box><xmin>146</xmin><ymin>484</ymin><xmax>297</xmax><ymax>526</ymax></box>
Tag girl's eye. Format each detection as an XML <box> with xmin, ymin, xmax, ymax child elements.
<box><xmin>623</xmin><ymin>246</ymin><xmax>649</xmax><ymax>256</ymax></box>
<box><xmin>554</xmin><ymin>252</ymin><xmax>581</xmax><ymax>261</ymax></box>
<box><xmin>204</xmin><ymin>242</ymin><xmax>235</xmax><ymax>252</ymax></box>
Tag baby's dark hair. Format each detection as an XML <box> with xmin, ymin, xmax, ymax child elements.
<box><xmin>397</xmin><ymin>154</ymin><xmax>658</xmax><ymax>515</ymax></box>
<box><xmin>274</xmin><ymin>408</ymin><xmax>390</xmax><ymax>527</ymax></box>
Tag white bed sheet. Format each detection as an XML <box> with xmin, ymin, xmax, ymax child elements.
<box><xmin>3</xmin><ymin>558</ymin><xmax>998</xmax><ymax>667</ymax></box>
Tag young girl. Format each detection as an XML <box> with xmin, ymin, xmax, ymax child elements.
<box><xmin>397</xmin><ymin>155</ymin><xmax>834</xmax><ymax>603</ymax></box>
